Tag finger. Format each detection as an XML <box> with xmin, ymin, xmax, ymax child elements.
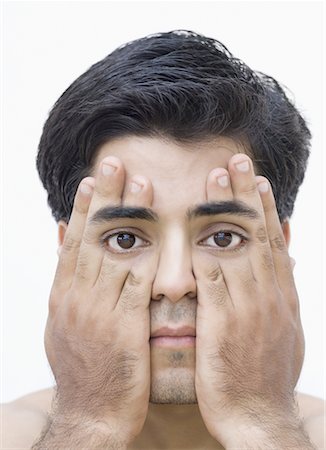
<box><xmin>52</xmin><ymin>177</ymin><xmax>95</xmax><ymax>294</ymax></box>
<box><xmin>227</xmin><ymin>153</ymin><xmax>276</xmax><ymax>286</ymax></box>
<box><xmin>73</xmin><ymin>156</ymin><xmax>126</xmax><ymax>288</ymax></box>
<box><xmin>203</xmin><ymin>161</ymin><xmax>258</xmax><ymax>313</ymax></box>
<box><xmin>218</xmin><ymin>255</ymin><xmax>265</xmax><ymax>315</ymax></box>
<box><xmin>116</xmin><ymin>252</ymin><xmax>159</xmax><ymax>320</ymax></box>
<box><xmin>123</xmin><ymin>175</ymin><xmax>153</xmax><ymax>207</ymax></box>
<box><xmin>93</xmin><ymin>254</ymin><xmax>131</xmax><ymax>312</ymax></box>
<box><xmin>94</xmin><ymin>175</ymin><xmax>154</xmax><ymax>310</ymax></box>
<box><xmin>192</xmin><ymin>254</ymin><xmax>232</xmax><ymax>312</ymax></box>
<box><xmin>88</xmin><ymin>155</ymin><xmax>126</xmax><ymax>213</ymax></box>
<box><xmin>256</xmin><ymin>176</ymin><xmax>298</xmax><ymax>310</ymax></box>
<box><xmin>192</xmin><ymin>255</ymin><xmax>233</xmax><ymax>350</ymax></box>
<box><xmin>206</xmin><ymin>168</ymin><xmax>233</xmax><ymax>202</ymax></box>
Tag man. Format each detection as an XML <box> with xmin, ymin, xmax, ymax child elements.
<box><xmin>2</xmin><ymin>30</ymin><xmax>324</xmax><ymax>449</ymax></box>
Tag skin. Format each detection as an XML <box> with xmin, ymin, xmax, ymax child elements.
<box><xmin>2</xmin><ymin>136</ymin><xmax>325</xmax><ymax>449</ymax></box>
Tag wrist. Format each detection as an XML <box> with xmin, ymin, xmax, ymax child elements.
<box><xmin>51</xmin><ymin>397</ymin><xmax>137</xmax><ymax>445</ymax></box>
<box><xmin>32</xmin><ymin>412</ymin><xmax>130</xmax><ymax>450</ymax></box>
<box><xmin>214</xmin><ymin>411</ymin><xmax>314</xmax><ymax>449</ymax></box>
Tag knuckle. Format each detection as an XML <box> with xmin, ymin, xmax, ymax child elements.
<box><xmin>73</xmin><ymin>199</ymin><xmax>88</xmax><ymax>215</ymax></box>
<box><xmin>63</xmin><ymin>234</ymin><xmax>81</xmax><ymax>253</ymax></box>
<box><xmin>127</xmin><ymin>271</ymin><xmax>143</xmax><ymax>287</ymax></box>
<box><xmin>94</xmin><ymin>185</ymin><xmax>115</xmax><ymax>200</ymax></box>
<box><xmin>241</xmin><ymin>183</ymin><xmax>258</xmax><ymax>196</ymax></box>
<box><xmin>119</xmin><ymin>272</ymin><xmax>147</xmax><ymax>312</ymax></box>
<box><xmin>255</xmin><ymin>225</ymin><xmax>268</xmax><ymax>244</ymax></box>
<box><xmin>204</xmin><ymin>265</ymin><xmax>228</xmax><ymax>308</ymax></box>
<box><xmin>207</xmin><ymin>265</ymin><xmax>223</xmax><ymax>282</ymax></box>
<box><xmin>270</xmin><ymin>234</ymin><xmax>287</xmax><ymax>252</ymax></box>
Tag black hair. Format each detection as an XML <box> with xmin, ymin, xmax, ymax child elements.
<box><xmin>36</xmin><ymin>30</ymin><xmax>311</xmax><ymax>223</ymax></box>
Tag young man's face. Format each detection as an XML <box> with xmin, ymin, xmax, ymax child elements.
<box><xmin>60</xmin><ymin>135</ymin><xmax>288</xmax><ymax>404</ymax></box>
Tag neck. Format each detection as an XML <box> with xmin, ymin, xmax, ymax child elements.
<box><xmin>133</xmin><ymin>403</ymin><xmax>224</xmax><ymax>449</ymax></box>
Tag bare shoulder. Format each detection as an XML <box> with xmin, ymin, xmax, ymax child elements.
<box><xmin>296</xmin><ymin>391</ymin><xmax>325</xmax><ymax>449</ymax></box>
<box><xmin>1</xmin><ymin>388</ymin><xmax>324</xmax><ymax>449</ymax></box>
<box><xmin>1</xmin><ymin>387</ymin><xmax>55</xmax><ymax>449</ymax></box>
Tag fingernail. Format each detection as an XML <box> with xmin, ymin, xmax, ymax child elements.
<box><xmin>57</xmin><ymin>245</ymin><xmax>62</xmax><ymax>256</ymax></box>
<box><xmin>235</xmin><ymin>160</ymin><xmax>249</xmax><ymax>172</ymax></box>
<box><xmin>217</xmin><ymin>175</ymin><xmax>228</xmax><ymax>187</ymax></box>
<box><xmin>102</xmin><ymin>163</ymin><xmax>116</xmax><ymax>176</ymax></box>
<box><xmin>130</xmin><ymin>181</ymin><xmax>142</xmax><ymax>193</ymax></box>
<box><xmin>258</xmin><ymin>182</ymin><xmax>269</xmax><ymax>193</ymax></box>
<box><xmin>80</xmin><ymin>183</ymin><xmax>93</xmax><ymax>195</ymax></box>
<box><xmin>290</xmin><ymin>257</ymin><xmax>296</xmax><ymax>270</ymax></box>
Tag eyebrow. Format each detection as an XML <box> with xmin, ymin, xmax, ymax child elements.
<box><xmin>89</xmin><ymin>200</ymin><xmax>258</xmax><ymax>225</ymax></box>
<box><xmin>90</xmin><ymin>206</ymin><xmax>159</xmax><ymax>224</ymax></box>
<box><xmin>187</xmin><ymin>200</ymin><xmax>258</xmax><ymax>220</ymax></box>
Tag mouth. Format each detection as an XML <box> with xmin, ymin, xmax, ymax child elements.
<box><xmin>150</xmin><ymin>326</ymin><xmax>196</xmax><ymax>348</ymax></box>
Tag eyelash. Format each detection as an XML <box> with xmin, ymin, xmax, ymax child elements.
<box><xmin>100</xmin><ymin>229</ymin><xmax>248</xmax><ymax>254</ymax></box>
<box><xmin>100</xmin><ymin>229</ymin><xmax>149</xmax><ymax>254</ymax></box>
<box><xmin>199</xmin><ymin>230</ymin><xmax>248</xmax><ymax>253</ymax></box>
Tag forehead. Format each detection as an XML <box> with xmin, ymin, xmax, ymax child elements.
<box><xmin>94</xmin><ymin>136</ymin><xmax>244</xmax><ymax>215</ymax></box>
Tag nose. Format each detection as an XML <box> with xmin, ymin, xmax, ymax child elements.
<box><xmin>151</xmin><ymin>228</ymin><xmax>197</xmax><ymax>302</ymax></box>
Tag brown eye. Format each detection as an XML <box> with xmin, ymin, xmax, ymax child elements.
<box><xmin>117</xmin><ymin>233</ymin><xmax>136</xmax><ymax>249</ymax></box>
<box><xmin>104</xmin><ymin>231</ymin><xmax>147</xmax><ymax>253</ymax></box>
<box><xmin>214</xmin><ymin>231</ymin><xmax>233</xmax><ymax>248</ymax></box>
<box><xmin>201</xmin><ymin>230</ymin><xmax>245</xmax><ymax>251</ymax></box>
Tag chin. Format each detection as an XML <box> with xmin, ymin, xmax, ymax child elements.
<box><xmin>149</xmin><ymin>368</ymin><xmax>197</xmax><ymax>404</ymax></box>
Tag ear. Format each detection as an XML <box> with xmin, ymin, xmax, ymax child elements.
<box><xmin>281</xmin><ymin>219</ymin><xmax>291</xmax><ymax>248</ymax></box>
<box><xmin>57</xmin><ymin>220</ymin><xmax>68</xmax><ymax>254</ymax></box>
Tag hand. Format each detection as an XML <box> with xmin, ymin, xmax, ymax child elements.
<box><xmin>44</xmin><ymin>156</ymin><xmax>157</xmax><ymax>446</ymax></box>
<box><xmin>193</xmin><ymin>154</ymin><xmax>306</xmax><ymax>447</ymax></box>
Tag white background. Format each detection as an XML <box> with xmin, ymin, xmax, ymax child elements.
<box><xmin>2</xmin><ymin>1</ymin><xmax>324</xmax><ymax>403</ymax></box>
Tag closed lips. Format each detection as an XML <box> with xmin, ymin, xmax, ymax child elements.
<box><xmin>151</xmin><ymin>326</ymin><xmax>196</xmax><ymax>338</ymax></box>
